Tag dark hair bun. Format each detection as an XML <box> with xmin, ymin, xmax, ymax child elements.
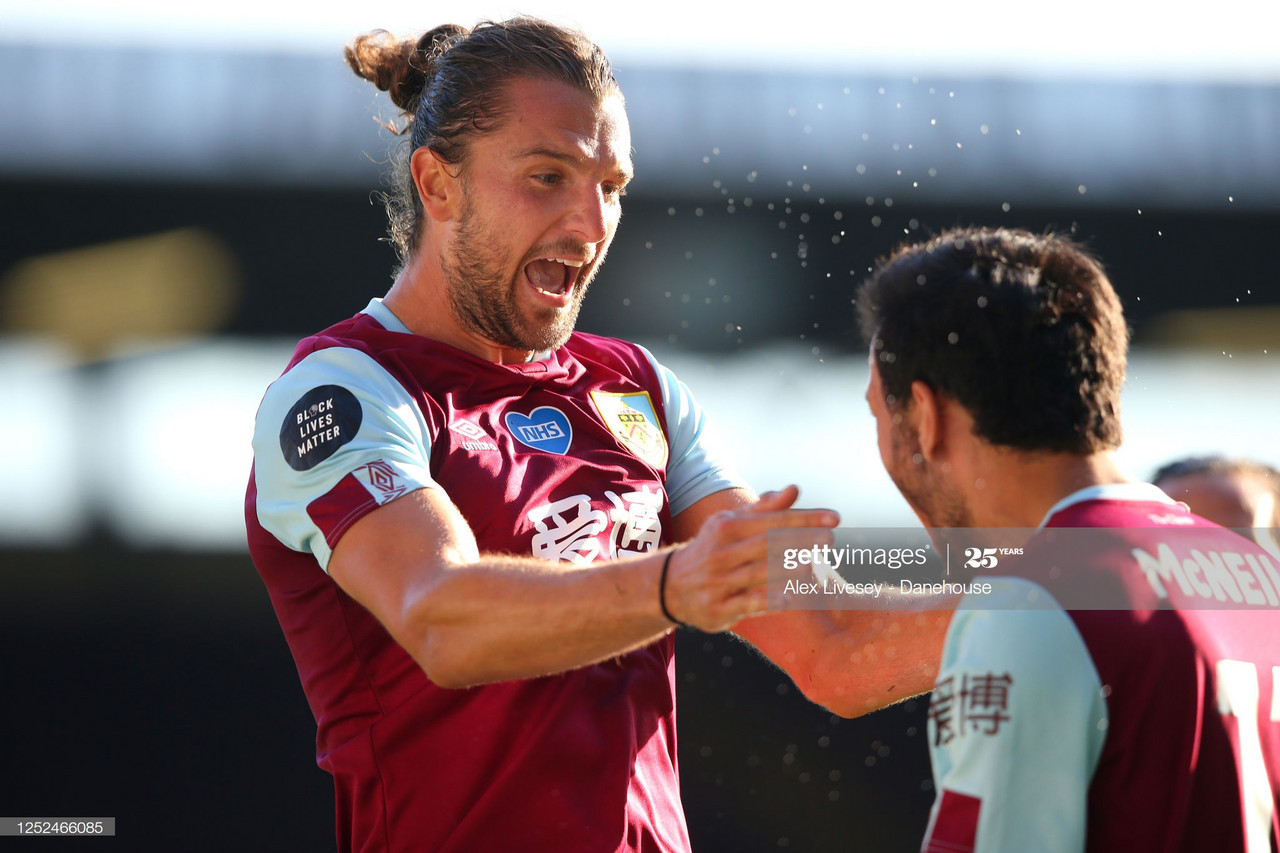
<box><xmin>344</xmin><ymin>25</ymin><xmax>467</xmax><ymax>117</ymax></box>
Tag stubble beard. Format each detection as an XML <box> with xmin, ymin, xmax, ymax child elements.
<box><xmin>887</xmin><ymin>423</ymin><xmax>974</xmax><ymax>529</ymax></box>
<box><xmin>443</xmin><ymin>198</ymin><xmax>593</xmax><ymax>354</ymax></box>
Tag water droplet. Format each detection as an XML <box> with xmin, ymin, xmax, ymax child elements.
<box><xmin>980</xmin><ymin>124</ymin><xmax>990</xmax><ymax>134</ymax></box>
<box><xmin>1078</xmin><ymin>185</ymin><xmax>1087</xmax><ymax>195</ymax></box>
<box><xmin>1002</xmin><ymin>202</ymin><xmax>1011</xmax><ymax>212</ymax></box>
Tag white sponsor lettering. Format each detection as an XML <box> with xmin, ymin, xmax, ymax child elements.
<box><xmin>528</xmin><ymin>488</ymin><xmax>665</xmax><ymax>564</ymax></box>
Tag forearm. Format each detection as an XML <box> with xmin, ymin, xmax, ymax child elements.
<box><xmin>735</xmin><ymin>606</ymin><xmax>950</xmax><ymax>717</ymax></box>
<box><xmin>330</xmin><ymin>485</ymin><xmax>834</xmax><ymax>689</ymax></box>
<box><xmin>805</xmin><ymin>608</ymin><xmax>949</xmax><ymax>716</ymax></box>
<box><xmin>401</xmin><ymin>550</ymin><xmax>674</xmax><ymax>687</ymax></box>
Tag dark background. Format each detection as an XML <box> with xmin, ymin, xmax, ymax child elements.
<box><xmin>3</xmin><ymin>178</ymin><xmax>1275</xmax><ymax>350</ymax></box>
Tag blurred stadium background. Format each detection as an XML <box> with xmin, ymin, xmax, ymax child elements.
<box><xmin>2</xmin><ymin>2</ymin><xmax>1278</xmax><ymax>849</ymax></box>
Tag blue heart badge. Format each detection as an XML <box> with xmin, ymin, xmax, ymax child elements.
<box><xmin>505</xmin><ymin>406</ymin><xmax>573</xmax><ymax>455</ymax></box>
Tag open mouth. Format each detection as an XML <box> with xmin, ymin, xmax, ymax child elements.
<box><xmin>524</xmin><ymin>257</ymin><xmax>585</xmax><ymax>299</ymax></box>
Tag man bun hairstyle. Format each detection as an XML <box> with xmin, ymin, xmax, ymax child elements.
<box><xmin>345</xmin><ymin>19</ymin><xmax>622</xmax><ymax>265</ymax></box>
<box><xmin>858</xmin><ymin>226</ymin><xmax>1129</xmax><ymax>454</ymax></box>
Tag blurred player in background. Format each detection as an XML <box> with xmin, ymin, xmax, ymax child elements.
<box><xmin>858</xmin><ymin>226</ymin><xmax>1280</xmax><ymax>852</ymax></box>
<box><xmin>245</xmin><ymin>17</ymin><xmax>942</xmax><ymax>852</ymax></box>
<box><xmin>1154</xmin><ymin>454</ymin><xmax>1280</xmax><ymax>557</ymax></box>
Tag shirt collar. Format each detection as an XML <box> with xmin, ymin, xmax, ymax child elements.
<box><xmin>1037</xmin><ymin>482</ymin><xmax>1177</xmax><ymax>531</ymax></box>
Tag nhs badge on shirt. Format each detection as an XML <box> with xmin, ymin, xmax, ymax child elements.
<box><xmin>589</xmin><ymin>391</ymin><xmax>668</xmax><ymax>468</ymax></box>
<box><xmin>505</xmin><ymin>406</ymin><xmax>572</xmax><ymax>455</ymax></box>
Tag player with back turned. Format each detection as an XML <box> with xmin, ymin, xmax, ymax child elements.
<box><xmin>858</xmin><ymin>226</ymin><xmax>1280</xmax><ymax>852</ymax></box>
<box><xmin>244</xmin><ymin>17</ymin><xmax>945</xmax><ymax>853</ymax></box>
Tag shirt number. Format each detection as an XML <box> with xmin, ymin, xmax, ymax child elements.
<box><xmin>1215</xmin><ymin>659</ymin><xmax>1278</xmax><ymax>853</ymax></box>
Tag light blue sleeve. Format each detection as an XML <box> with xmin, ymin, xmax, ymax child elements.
<box><xmin>636</xmin><ymin>345</ymin><xmax>751</xmax><ymax>516</ymax></box>
<box><xmin>924</xmin><ymin>577</ymin><xmax>1108</xmax><ymax>853</ymax></box>
<box><xmin>251</xmin><ymin>346</ymin><xmax>438</xmax><ymax>571</ymax></box>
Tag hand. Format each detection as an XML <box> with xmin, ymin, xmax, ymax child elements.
<box><xmin>663</xmin><ymin>486</ymin><xmax>839</xmax><ymax>632</ymax></box>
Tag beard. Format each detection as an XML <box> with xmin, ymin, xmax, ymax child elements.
<box><xmin>441</xmin><ymin>195</ymin><xmax>596</xmax><ymax>354</ymax></box>
<box><xmin>886</xmin><ymin>421</ymin><xmax>974</xmax><ymax>529</ymax></box>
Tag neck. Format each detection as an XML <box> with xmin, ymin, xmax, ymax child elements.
<box><xmin>964</xmin><ymin>448</ymin><xmax>1130</xmax><ymax>528</ymax></box>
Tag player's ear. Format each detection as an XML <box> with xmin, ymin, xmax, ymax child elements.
<box><xmin>411</xmin><ymin>147</ymin><xmax>461</xmax><ymax>222</ymax></box>
<box><xmin>910</xmin><ymin>380</ymin><xmax>943</xmax><ymax>463</ymax></box>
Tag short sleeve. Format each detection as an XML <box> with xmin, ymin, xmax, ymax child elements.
<box><xmin>251</xmin><ymin>346</ymin><xmax>438</xmax><ymax>570</ymax></box>
<box><xmin>636</xmin><ymin>346</ymin><xmax>751</xmax><ymax>515</ymax></box>
<box><xmin>923</xmin><ymin>577</ymin><xmax>1109</xmax><ymax>853</ymax></box>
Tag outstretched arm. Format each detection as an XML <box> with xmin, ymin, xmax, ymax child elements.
<box><xmin>674</xmin><ymin>486</ymin><xmax>951</xmax><ymax>717</ymax></box>
<box><xmin>327</xmin><ymin>484</ymin><xmax>836</xmax><ymax>688</ymax></box>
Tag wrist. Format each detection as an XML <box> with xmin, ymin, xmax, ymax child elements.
<box><xmin>658</xmin><ymin>549</ymin><xmax>687</xmax><ymax>628</ymax></box>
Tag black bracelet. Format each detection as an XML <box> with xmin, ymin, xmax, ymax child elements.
<box><xmin>658</xmin><ymin>550</ymin><xmax>687</xmax><ymax>628</ymax></box>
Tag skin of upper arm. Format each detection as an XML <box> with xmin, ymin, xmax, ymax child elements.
<box><xmin>326</xmin><ymin>486</ymin><xmax>478</xmax><ymax>671</ymax></box>
<box><xmin>674</xmin><ymin>487</ymin><xmax>945</xmax><ymax>716</ymax></box>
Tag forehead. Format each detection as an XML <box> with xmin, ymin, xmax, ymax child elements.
<box><xmin>483</xmin><ymin>76</ymin><xmax>631</xmax><ymax>170</ymax></box>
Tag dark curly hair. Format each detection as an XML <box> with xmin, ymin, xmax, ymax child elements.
<box><xmin>858</xmin><ymin>226</ymin><xmax>1129</xmax><ymax>454</ymax></box>
<box><xmin>345</xmin><ymin>19</ymin><xmax>621</xmax><ymax>265</ymax></box>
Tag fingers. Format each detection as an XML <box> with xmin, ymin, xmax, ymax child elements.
<box><xmin>663</xmin><ymin>497</ymin><xmax>840</xmax><ymax>633</ymax></box>
<box><xmin>747</xmin><ymin>486</ymin><xmax>840</xmax><ymax>527</ymax></box>
<box><xmin>747</xmin><ymin>485</ymin><xmax>801</xmax><ymax>512</ymax></box>
<box><xmin>710</xmin><ymin>507</ymin><xmax>840</xmax><ymax>541</ymax></box>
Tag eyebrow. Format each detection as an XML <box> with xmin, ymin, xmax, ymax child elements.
<box><xmin>516</xmin><ymin>145</ymin><xmax>633</xmax><ymax>183</ymax></box>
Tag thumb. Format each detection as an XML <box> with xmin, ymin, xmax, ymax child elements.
<box><xmin>748</xmin><ymin>485</ymin><xmax>801</xmax><ymax>513</ymax></box>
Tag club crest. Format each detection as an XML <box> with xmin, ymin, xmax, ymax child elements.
<box><xmin>589</xmin><ymin>391</ymin><xmax>668</xmax><ymax>468</ymax></box>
